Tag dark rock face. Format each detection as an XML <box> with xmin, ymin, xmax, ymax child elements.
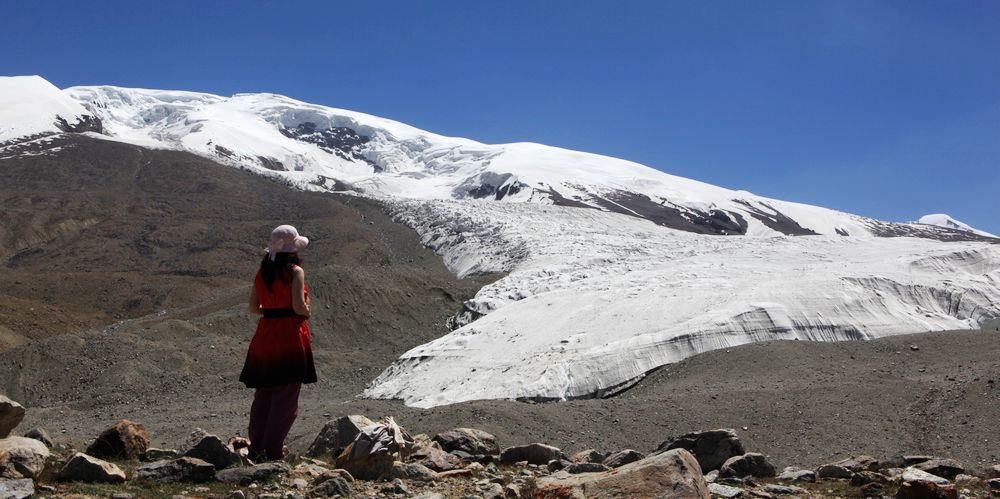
<box><xmin>136</xmin><ymin>457</ymin><xmax>215</xmax><ymax>483</ymax></box>
<box><xmin>307</xmin><ymin>415</ymin><xmax>375</xmax><ymax>458</ymax></box>
<box><xmin>432</xmin><ymin>428</ymin><xmax>500</xmax><ymax>456</ymax></box>
<box><xmin>58</xmin><ymin>453</ymin><xmax>126</xmax><ymax>483</ymax></box>
<box><xmin>55</xmin><ymin>114</ymin><xmax>103</xmax><ymax>134</ymax></box>
<box><xmin>215</xmin><ymin>461</ymin><xmax>290</xmax><ymax>485</ymax></box>
<box><xmin>183</xmin><ymin>434</ymin><xmax>241</xmax><ymax>470</ymax></box>
<box><xmin>22</xmin><ymin>428</ymin><xmax>52</xmax><ymax>448</ymax></box>
<box><xmin>499</xmin><ymin>443</ymin><xmax>566</xmax><ymax>465</ymax></box>
<box><xmin>602</xmin><ymin>449</ymin><xmax>644</xmax><ymax>468</ymax></box>
<box><xmin>310</xmin><ymin>476</ymin><xmax>353</xmax><ymax>497</ymax></box>
<box><xmin>534</xmin><ymin>449</ymin><xmax>710</xmax><ymax>499</ymax></box>
<box><xmin>385</xmin><ymin>461</ymin><xmax>438</xmax><ymax>482</ymax></box>
<box><xmin>657</xmin><ymin>429</ymin><xmax>745</xmax><ymax>472</ymax></box>
<box><xmin>866</xmin><ymin>219</ymin><xmax>999</xmax><ymax>243</ymax></box>
<box><xmin>0</xmin><ymin>478</ymin><xmax>33</xmax><ymax>498</ymax></box>
<box><xmin>912</xmin><ymin>459</ymin><xmax>965</xmax><ymax>480</ymax></box>
<box><xmin>718</xmin><ymin>453</ymin><xmax>776</xmax><ymax>479</ymax></box>
<box><xmin>0</xmin><ymin>396</ymin><xmax>25</xmax><ymax>438</ymax></box>
<box><xmin>409</xmin><ymin>441</ymin><xmax>462</xmax><ymax>472</ymax></box>
<box><xmin>566</xmin><ymin>462</ymin><xmax>610</xmax><ymax>474</ymax></box>
<box><xmin>594</xmin><ymin>190</ymin><xmax>749</xmax><ymax>235</ymax></box>
<box><xmin>86</xmin><ymin>419</ymin><xmax>150</xmax><ymax>460</ymax></box>
<box><xmin>279</xmin><ymin>123</ymin><xmax>378</xmax><ymax>170</ymax></box>
<box><xmin>732</xmin><ymin>200</ymin><xmax>818</xmax><ymax>236</ymax></box>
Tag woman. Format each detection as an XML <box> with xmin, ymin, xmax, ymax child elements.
<box><xmin>239</xmin><ymin>224</ymin><xmax>317</xmax><ymax>462</ymax></box>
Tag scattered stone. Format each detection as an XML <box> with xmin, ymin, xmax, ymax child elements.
<box><xmin>990</xmin><ymin>465</ymin><xmax>1000</xmax><ymax>479</ymax></box>
<box><xmin>860</xmin><ymin>482</ymin><xmax>885</xmax><ymax>497</ymax></box>
<box><xmin>0</xmin><ymin>436</ymin><xmax>50</xmax><ymax>478</ymax></box>
<box><xmin>534</xmin><ymin>448</ymin><xmax>710</xmax><ymax>498</ymax></box>
<box><xmin>484</xmin><ymin>482</ymin><xmax>505</xmax><ymax>499</ymax></box>
<box><xmin>306</xmin><ymin>415</ymin><xmax>374</xmax><ymax>458</ymax></box>
<box><xmin>0</xmin><ymin>397</ymin><xmax>25</xmax><ymax>440</ymax></box>
<box><xmin>912</xmin><ymin>458</ymin><xmax>965</xmax><ymax>480</ymax></box>
<box><xmin>602</xmin><ymin>449</ymin><xmax>644</xmax><ymax>468</ymax></box>
<box><xmin>547</xmin><ymin>459</ymin><xmax>571</xmax><ymax>472</ymax></box>
<box><xmin>882</xmin><ymin>455</ymin><xmax>934</xmax><ymax>470</ymax></box>
<box><xmin>505</xmin><ymin>483</ymin><xmax>522</xmax><ymax>497</ymax></box>
<box><xmin>86</xmin><ymin>419</ymin><xmax>150</xmax><ymax>460</ymax></box>
<box><xmin>382</xmin><ymin>478</ymin><xmax>410</xmax><ymax>495</ymax></box>
<box><xmin>410</xmin><ymin>440</ymin><xmax>463</xmax><ymax>471</ymax></box>
<box><xmin>59</xmin><ymin>452</ymin><xmax>127</xmax><ymax>483</ymax></box>
<box><xmin>709</xmin><ymin>482</ymin><xmax>743</xmax><ymax>497</ymax></box>
<box><xmin>184</xmin><ymin>433</ymin><xmax>242</xmax><ymax>470</ymax></box>
<box><xmin>216</xmin><ymin>462</ymin><xmax>291</xmax><ymax>485</ymax></box>
<box><xmin>433</xmin><ymin>428</ymin><xmax>501</xmax><ymax>456</ymax></box>
<box><xmin>719</xmin><ymin>453</ymin><xmax>776</xmax><ymax>479</ymax></box>
<box><xmin>335</xmin><ymin>447</ymin><xmax>394</xmax><ymax>481</ymax></box>
<box><xmin>988</xmin><ymin>478</ymin><xmax>1000</xmax><ymax>491</ymax></box>
<box><xmin>385</xmin><ymin>461</ymin><xmax>439</xmax><ymax>482</ymax></box>
<box><xmin>291</xmin><ymin>462</ymin><xmax>329</xmax><ymax>479</ymax></box>
<box><xmin>438</xmin><ymin>468</ymin><xmax>473</xmax><ymax>478</ymax></box>
<box><xmin>850</xmin><ymin>471</ymin><xmax>888</xmax><ymax>486</ymax></box>
<box><xmin>763</xmin><ymin>484</ymin><xmax>807</xmax><ymax>495</ymax></box>
<box><xmin>656</xmin><ymin>428</ymin><xmax>745</xmax><ymax>472</ymax></box>
<box><xmin>570</xmin><ymin>448</ymin><xmax>604</xmax><ymax>464</ymax></box>
<box><xmin>566</xmin><ymin>462</ymin><xmax>610</xmax><ymax>474</ymax></box>
<box><xmin>954</xmin><ymin>474</ymin><xmax>981</xmax><ymax>489</ymax></box>
<box><xmin>777</xmin><ymin>466</ymin><xmax>816</xmax><ymax>483</ymax></box>
<box><xmin>142</xmin><ymin>448</ymin><xmax>181</xmax><ymax>462</ymax></box>
<box><xmin>136</xmin><ymin>457</ymin><xmax>215</xmax><ymax>483</ymax></box>
<box><xmin>21</xmin><ymin>428</ymin><xmax>52</xmax><ymax>448</ymax></box>
<box><xmin>110</xmin><ymin>492</ymin><xmax>135</xmax><ymax>499</ymax></box>
<box><xmin>705</xmin><ymin>470</ymin><xmax>719</xmax><ymax>483</ymax></box>
<box><xmin>312</xmin><ymin>468</ymin><xmax>355</xmax><ymax>485</ymax></box>
<box><xmin>499</xmin><ymin>443</ymin><xmax>565</xmax><ymax>465</ymax></box>
<box><xmin>897</xmin><ymin>467</ymin><xmax>956</xmax><ymax>499</ymax></box>
<box><xmin>227</xmin><ymin>492</ymin><xmax>247</xmax><ymax>499</ymax></box>
<box><xmin>0</xmin><ymin>478</ymin><xmax>33</xmax><ymax>499</ymax></box>
<box><xmin>309</xmin><ymin>476</ymin><xmax>353</xmax><ymax>497</ymax></box>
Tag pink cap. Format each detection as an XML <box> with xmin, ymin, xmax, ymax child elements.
<box><xmin>268</xmin><ymin>225</ymin><xmax>309</xmax><ymax>261</ymax></box>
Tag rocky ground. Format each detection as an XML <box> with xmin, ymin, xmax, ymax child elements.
<box><xmin>1</xmin><ymin>136</ymin><xmax>1000</xmax><ymax>497</ymax></box>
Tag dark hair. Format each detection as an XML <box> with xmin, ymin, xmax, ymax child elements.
<box><xmin>260</xmin><ymin>252</ymin><xmax>301</xmax><ymax>291</ymax></box>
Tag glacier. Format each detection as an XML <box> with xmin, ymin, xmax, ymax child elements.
<box><xmin>2</xmin><ymin>75</ymin><xmax>999</xmax><ymax>407</ymax></box>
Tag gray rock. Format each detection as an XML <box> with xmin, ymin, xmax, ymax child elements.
<box><xmin>547</xmin><ymin>459</ymin><xmax>571</xmax><ymax>472</ymax></box>
<box><xmin>310</xmin><ymin>476</ymin><xmax>353</xmax><ymax>497</ymax></box>
<box><xmin>216</xmin><ymin>462</ymin><xmax>291</xmax><ymax>485</ymax></box>
<box><xmin>136</xmin><ymin>457</ymin><xmax>215</xmax><ymax>483</ymax></box>
<box><xmin>897</xmin><ymin>467</ymin><xmax>956</xmax><ymax>499</ymax></box>
<box><xmin>777</xmin><ymin>466</ymin><xmax>816</xmax><ymax>483</ymax></box>
<box><xmin>912</xmin><ymin>458</ymin><xmax>965</xmax><ymax>480</ymax></box>
<box><xmin>306</xmin><ymin>415</ymin><xmax>374</xmax><ymax>458</ymax></box>
<box><xmin>184</xmin><ymin>434</ymin><xmax>242</xmax><ymax>470</ymax></box>
<box><xmin>385</xmin><ymin>461</ymin><xmax>439</xmax><ymax>482</ymax></box>
<box><xmin>566</xmin><ymin>462</ymin><xmax>610</xmax><ymax>474</ymax></box>
<box><xmin>0</xmin><ymin>397</ymin><xmax>25</xmax><ymax>439</ymax></box>
<box><xmin>0</xmin><ymin>478</ymin><xmax>34</xmax><ymax>499</ymax></box>
<box><xmin>141</xmin><ymin>448</ymin><xmax>181</xmax><ymax>462</ymax></box>
<box><xmin>763</xmin><ymin>484</ymin><xmax>806</xmax><ymax>495</ymax></box>
<box><xmin>656</xmin><ymin>428</ymin><xmax>745</xmax><ymax>472</ymax></box>
<box><xmin>850</xmin><ymin>470</ymin><xmax>888</xmax><ymax>486</ymax></box>
<box><xmin>719</xmin><ymin>453</ymin><xmax>776</xmax><ymax>479</ymax></box>
<box><xmin>818</xmin><ymin>455</ymin><xmax>879</xmax><ymax>479</ymax></box>
<box><xmin>708</xmin><ymin>482</ymin><xmax>743</xmax><ymax>498</ymax></box>
<box><xmin>569</xmin><ymin>448</ymin><xmax>604</xmax><ymax>464</ymax></box>
<box><xmin>21</xmin><ymin>428</ymin><xmax>52</xmax><ymax>448</ymax></box>
<box><xmin>988</xmin><ymin>478</ymin><xmax>1000</xmax><ymax>491</ymax></box>
<box><xmin>534</xmin><ymin>449</ymin><xmax>711</xmax><ymax>498</ymax></box>
<box><xmin>86</xmin><ymin>419</ymin><xmax>150</xmax><ymax>460</ymax></box>
<box><xmin>484</xmin><ymin>482</ymin><xmax>505</xmax><ymax>499</ymax></box>
<box><xmin>434</xmin><ymin>428</ymin><xmax>501</xmax><ymax>456</ymax></box>
<box><xmin>382</xmin><ymin>478</ymin><xmax>410</xmax><ymax>495</ymax></box>
<box><xmin>0</xmin><ymin>436</ymin><xmax>50</xmax><ymax>479</ymax></box>
<box><xmin>704</xmin><ymin>470</ymin><xmax>719</xmax><ymax>483</ymax></box>
<box><xmin>59</xmin><ymin>452</ymin><xmax>127</xmax><ymax>483</ymax></box>
<box><xmin>500</xmin><ymin>443</ymin><xmax>565</xmax><ymax>465</ymax></box>
<box><xmin>602</xmin><ymin>449</ymin><xmax>644</xmax><ymax>468</ymax></box>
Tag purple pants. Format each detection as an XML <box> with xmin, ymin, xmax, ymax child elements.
<box><xmin>248</xmin><ymin>383</ymin><xmax>301</xmax><ymax>461</ymax></box>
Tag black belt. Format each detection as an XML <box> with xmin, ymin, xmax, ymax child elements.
<box><xmin>261</xmin><ymin>308</ymin><xmax>297</xmax><ymax>318</ymax></box>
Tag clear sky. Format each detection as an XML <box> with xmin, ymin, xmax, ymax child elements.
<box><xmin>3</xmin><ymin>1</ymin><xmax>998</xmax><ymax>234</ymax></box>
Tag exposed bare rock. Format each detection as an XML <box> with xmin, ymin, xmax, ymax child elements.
<box><xmin>141</xmin><ymin>448</ymin><xmax>180</xmax><ymax>462</ymax></box>
<box><xmin>59</xmin><ymin>452</ymin><xmax>126</xmax><ymax>483</ymax></box>
<box><xmin>569</xmin><ymin>448</ymin><xmax>604</xmax><ymax>464</ymax></box>
<box><xmin>818</xmin><ymin>455</ymin><xmax>880</xmax><ymax>479</ymax></box>
<box><xmin>0</xmin><ymin>397</ymin><xmax>24</xmax><ymax>439</ymax></box>
<box><xmin>183</xmin><ymin>433</ymin><xmax>241</xmax><ymax>470</ymax></box>
<box><xmin>385</xmin><ymin>461</ymin><xmax>439</xmax><ymax>482</ymax></box>
<box><xmin>656</xmin><ymin>428</ymin><xmax>745</xmax><ymax>472</ymax></box>
<box><xmin>0</xmin><ymin>478</ymin><xmax>33</xmax><ymax>499</ymax></box>
<box><xmin>912</xmin><ymin>459</ymin><xmax>965</xmax><ymax>480</ymax></box>
<box><xmin>136</xmin><ymin>457</ymin><xmax>215</xmax><ymax>483</ymax></box>
<box><xmin>602</xmin><ymin>449</ymin><xmax>644</xmax><ymax>468</ymax></box>
<box><xmin>534</xmin><ymin>448</ymin><xmax>710</xmax><ymax>498</ymax></box>
<box><xmin>21</xmin><ymin>428</ymin><xmax>51</xmax><ymax>448</ymax></box>
<box><xmin>433</xmin><ymin>428</ymin><xmax>500</xmax><ymax>456</ymax></box>
<box><xmin>896</xmin><ymin>467</ymin><xmax>956</xmax><ymax>499</ymax></box>
<box><xmin>500</xmin><ymin>443</ymin><xmax>565</xmax><ymax>465</ymax></box>
<box><xmin>410</xmin><ymin>440</ymin><xmax>463</xmax><ymax>471</ymax></box>
<box><xmin>216</xmin><ymin>461</ymin><xmax>290</xmax><ymax>485</ymax></box>
<box><xmin>306</xmin><ymin>415</ymin><xmax>374</xmax><ymax>458</ymax></box>
<box><xmin>566</xmin><ymin>462</ymin><xmax>610</xmax><ymax>474</ymax></box>
<box><xmin>86</xmin><ymin>419</ymin><xmax>149</xmax><ymax>460</ymax></box>
<box><xmin>777</xmin><ymin>466</ymin><xmax>816</xmax><ymax>483</ymax></box>
<box><xmin>0</xmin><ymin>436</ymin><xmax>50</xmax><ymax>479</ymax></box>
<box><xmin>719</xmin><ymin>453</ymin><xmax>776</xmax><ymax>479</ymax></box>
<box><xmin>709</xmin><ymin>482</ymin><xmax>744</xmax><ymax>498</ymax></box>
<box><xmin>310</xmin><ymin>476</ymin><xmax>353</xmax><ymax>497</ymax></box>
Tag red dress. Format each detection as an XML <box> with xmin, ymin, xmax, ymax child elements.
<box><xmin>239</xmin><ymin>266</ymin><xmax>317</xmax><ymax>388</ymax></box>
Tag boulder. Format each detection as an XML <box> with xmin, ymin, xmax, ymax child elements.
<box><xmin>335</xmin><ymin>444</ymin><xmax>394</xmax><ymax>481</ymax></box>
<box><xmin>0</xmin><ymin>397</ymin><xmax>24</xmax><ymax>439</ymax></box>
<box><xmin>566</xmin><ymin>462</ymin><xmax>610</xmax><ymax>474</ymax></box>
<box><xmin>216</xmin><ymin>461</ymin><xmax>290</xmax><ymax>485</ymax></box>
<box><xmin>0</xmin><ymin>436</ymin><xmax>50</xmax><ymax>479</ymax></box>
<box><xmin>433</xmin><ymin>428</ymin><xmax>501</xmax><ymax>456</ymax></box>
<box><xmin>183</xmin><ymin>433</ymin><xmax>241</xmax><ymax>470</ymax></box>
<box><xmin>883</xmin><ymin>455</ymin><xmax>934</xmax><ymax>470</ymax></box>
<box><xmin>141</xmin><ymin>448</ymin><xmax>180</xmax><ymax>462</ymax></box>
<box><xmin>896</xmin><ymin>467</ymin><xmax>956</xmax><ymax>499</ymax></box>
<box><xmin>990</xmin><ymin>464</ymin><xmax>1000</xmax><ymax>479</ymax></box>
<box><xmin>59</xmin><ymin>452</ymin><xmax>127</xmax><ymax>483</ymax></box>
<box><xmin>21</xmin><ymin>428</ymin><xmax>52</xmax><ymax>448</ymax></box>
<box><xmin>310</xmin><ymin>476</ymin><xmax>353</xmax><ymax>497</ymax></box>
<box><xmin>603</xmin><ymin>449</ymin><xmax>644</xmax><ymax>468</ymax></box>
<box><xmin>314</xmin><ymin>468</ymin><xmax>355</xmax><ymax>484</ymax></box>
<box><xmin>851</xmin><ymin>471</ymin><xmax>889</xmax><ymax>486</ymax></box>
<box><xmin>499</xmin><ymin>443</ymin><xmax>565</xmax><ymax>465</ymax></box>
<box><xmin>0</xmin><ymin>478</ymin><xmax>33</xmax><ymax>499</ymax></box>
<box><xmin>988</xmin><ymin>478</ymin><xmax>1000</xmax><ymax>491</ymax></box>
<box><xmin>547</xmin><ymin>458</ymin><xmax>571</xmax><ymax>472</ymax></box>
<box><xmin>306</xmin><ymin>415</ymin><xmax>374</xmax><ymax>458</ymax></box>
<box><xmin>86</xmin><ymin>420</ymin><xmax>150</xmax><ymax>460</ymax></box>
<box><xmin>719</xmin><ymin>453</ymin><xmax>776</xmax><ymax>479</ymax></box>
<box><xmin>953</xmin><ymin>474</ymin><xmax>981</xmax><ymax>489</ymax></box>
<box><xmin>136</xmin><ymin>457</ymin><xmax>215</xmax><ymax>483</ymax></box>
<box><xmin>708</xmin><ymin>482</ymin><xmax>743</xmax><ymax>498</ymax></box>
<box><xmin>656</xmin><ymin>428</ymin><xmax>745</xmax><ymax>472</ymax></box>
<box><xmin>534</xmin><ymin>448</ymin><xmax>710</xmax><ymax>498</ymax></box>
<box><xmin>570</xmin><ymin>448</ymin><xmax>604</xmax><ymax>464</ymax></box>
<box><xmin>777</xmin><ymin>466</ymin><xmax>816</xmax><ymax>483</ymax></box>
<box><xmin>912</xmin><ymin>459</ymin><xmax>965</xmax><ymax>480</ymax></box>
<box><xmin>763</xmin><ymin>484</ymin><xmax>807</xmax><ymax>495</ymax></box>
<box><xmin>409</xmin><ymin>440</ymin><xmax>463</xmax><ymax>471</ymax></box>
<box><xmin>818</xmin><ymin>455</ymin><xmax>879</xmax><ymax>479</ymax></box>
<box><xmin>385</xmin><ymin>461</ymin><xmax>439</xmax><ymax>482</ymax></box>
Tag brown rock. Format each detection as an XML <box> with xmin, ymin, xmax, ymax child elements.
<box><xmin>718</xmin><ymin>453</ymin><xmax>776</xmax><ymax>479</ymax></box>
<box><xmin>851</xmin><ymin>471</ymin><xmax>889</xmax><ymax>486</ymax></box>
<box><xmin>500</xmin><ymin>443</ymin><xmax>565</xmax><ymax>465</ymax></box>
<box><xmin>0</xmin><ymin>436</ymin><xmax>50</xmax><ymax>479</ymax></box>
<box><xmin>534</xmin><ymin>448</ymin><xmax>710</xmax><ymax>498</ymax></box>
<box><xmin>818</xmin><ymin>455</ymin><xmax>880</xmax><ymax>479</ymax></box>
<box><xmin>432</xmin><ymin>428</ymin><xmax>500</xmax><ymax>456</ymax></box>
<box><xmin>656</xmin><ymin>428</ymin><xmax>745</xmax><ymax>472</ymax></box>
<box><xmin>912</xmin><ymin>459</ymin><xmax>965</xmax><ymax>480</ymax></box>
<box><xmin>306</xmin><ymin>415</ymin><xmax>374</xmax><ymax>458</ymax></box>
<box><xmin>59</xmin><ymin>452</ymin><xmax>127</xmax><ymax>483</ymax></box>
<box><xmin>0</xmin><ymin>397</ymin><xmax>25</xmax><ymax>439</ymax></box>
<box><xmin>570</xmin><ymin>448</ymin><xmax>604</xmax><ymax>464</ymax></box>
<box><xmin>384</xmin><ymin>461</ymin><xmax>439</xmax><ymax>482</ymax></box>
<box><xmin>86</xmin><ymin>419</ymin><xmax>149</xmax><ymax>460</ymax></box>
<box><xmin>410</xmin><ymin>441</ymin><xmax>462</xmax><ymax>472</ymax></box>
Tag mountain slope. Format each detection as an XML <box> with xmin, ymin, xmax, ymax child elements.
<box><xmin>918</xmin><ymin>213</ymin><xmax>997</xmax><ymax>239</ymax></box>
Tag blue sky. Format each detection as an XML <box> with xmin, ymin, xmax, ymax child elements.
<box><xmin>3</xmin><ymin>1</ymin><xmax>998</xmax><ymax>233</ymax></box>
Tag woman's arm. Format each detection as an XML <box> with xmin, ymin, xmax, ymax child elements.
<box><xmin>248</xmin><ymin>286</ymin><xmax>262</xmax><ymax>315</ymax></box>
<box><xmin>291</xmin><ymin>266</ymin><xmax>311</xmax><ymax>318</ymax></box>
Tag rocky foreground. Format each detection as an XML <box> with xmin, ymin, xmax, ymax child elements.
<box><xmin>3</xmin><ymin>395</ymin><xmax>1000</xmax><ymax>498</ymax></box>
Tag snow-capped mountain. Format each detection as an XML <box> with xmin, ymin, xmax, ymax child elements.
<box><xmin>918</xmin><ymin>214</ymin><xmax>996</xmax><ymax>239</ymax></box>
<box><xmin>3</xmin><ymin>75</ymin><xmax>999</xmax><ymax>408</ymax></box>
